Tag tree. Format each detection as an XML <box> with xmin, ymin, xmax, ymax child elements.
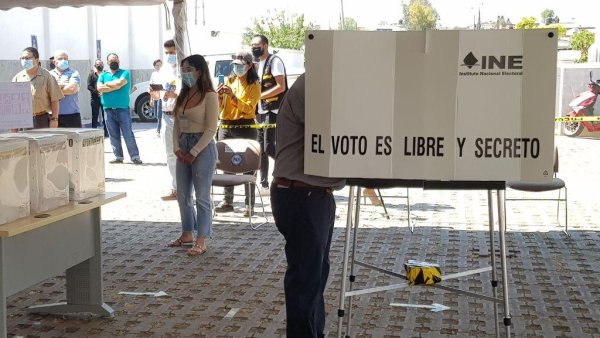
<box><xmin>515</xmin><ymin>17</ymin><xmax>538</xmax><ymax>29</ymax></box>
<box><xmin>545</xmin><ymin>23</ymin><xmax>567</xmax><ymax>37</ymax></box>
<box><xmin>243</xmin><ymin>10</ymin><xmax>316</xmax><ymax>50</ymax></box>
<box><xmin>402</xmin><ymin>0</ymin><xmax>439</xmax><ymax>31</ymax></box>
<box><xmin>338</xmin><ymin>17</ymin><xmax>358</xmax><ymax>30</ymax></box>
<box><xmin>541</xmin><ymin>9</ymin><xmax>559</xmax><ymax>25</ymax></box>
<box><xmin>571</xmin><ymin>30</ymin><xmax>596</xmax><ymax>63</ymax></box>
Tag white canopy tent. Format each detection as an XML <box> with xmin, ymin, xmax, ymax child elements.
<box><xmin>0</xmin><ymin>0</ymin><xmax>189</xmax><ymax>61</ymax></box>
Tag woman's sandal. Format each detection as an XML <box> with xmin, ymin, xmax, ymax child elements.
<box><xmin>167</xmin><ymin>238</ymin><xmax>194</xmax><ymax>247</ymax></box>
<box><xmin>187</xmin><ymin>244</ymin><xmax>208</xmax><ymax>257</ymax></box>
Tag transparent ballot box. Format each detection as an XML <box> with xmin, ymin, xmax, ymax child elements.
<box><xmin>0</xmin><ymin>133</ymin><xmax>69</xmax><ymax>213</ymax></box>
<box><xmin>0</xmin><ymin>138</ymin><xmax>30</xmax><ymax>225</ymax></box>
<box><xmin>26</xmin><ymin>128</ymin><xmax>105</xmax><ymax>200</ymax></box>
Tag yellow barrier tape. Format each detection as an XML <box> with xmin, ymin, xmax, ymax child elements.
<box><xmin>555</xmin><ymin>116</ymin><xmax>600</xmax><ymax>123</ymax></box>
<box><xmin>219</xmin><ymin>123</ymin><xmax>276</xmax><ymax>129</ymax></box>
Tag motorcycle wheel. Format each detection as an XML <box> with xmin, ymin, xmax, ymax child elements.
<box><xmin>562</xmin><ymin>118</ymin><xmax>584</xmax><ymax>137</ymax></box>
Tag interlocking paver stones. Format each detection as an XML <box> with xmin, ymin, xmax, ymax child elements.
<box><xmin>5</xmin><ymin>125</ymin><xmax>600</xmax><ymax>337</ymax></box>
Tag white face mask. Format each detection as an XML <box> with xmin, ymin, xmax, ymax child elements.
<box><xmin>166</xmin><ymin>54</ymin><xmax>177</xmax><ymax>65</ymax></box>
<box><xmin>233</xmin><ymin>64</ymin><xmax>248</xmax><ymax>77</ymax></box>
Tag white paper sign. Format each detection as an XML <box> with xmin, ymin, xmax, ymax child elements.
<box><xmin>0</xmin><ymin>82</ymin><xmax>33</xmax><ymax>129</ymax></box>
<box><xmin>305</xmin><ymin>30</ymin><xmax>557</xmax><ymax>182</ymax></box>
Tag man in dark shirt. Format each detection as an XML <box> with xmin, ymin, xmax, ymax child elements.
<box><xmin>87</xmin><ymin>59</ymin><xmax>108</xmax><ymax>136</ymax></box>
<box><xmin>270</xmin><ymin>74</ymin><xmax>345</xmax><ymax>338</ymax></box>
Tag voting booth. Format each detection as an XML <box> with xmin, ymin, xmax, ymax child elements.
<box><xmin>0</xmin><ymin>139</ymin><xmax>30</xmax><ymax>225</ymax></box>
<box><xmin>25</xmin><ymin>129</ymin><xmax>106</xmax><ymax>200</ymax></box>
<box><xmin>305</xmin><ymin>29</ymin><xmax>556</xmax><ymax>182</ymax></box>
<box><xmin>305</xmin><ymin>29</ymin><xmax>558</xmax><ymax>338</ymax></box>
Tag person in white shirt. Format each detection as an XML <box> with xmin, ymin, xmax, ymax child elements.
<box><xmin>149</xmin><ymin>59</ymin><xmax>163</xmax><ymax>136</ymax></box>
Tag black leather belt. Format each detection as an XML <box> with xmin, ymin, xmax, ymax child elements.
<box><xmin>34</xmin><ymin>111</ymin><xmax>49</xmax><ymax>116</ymax></box>
<box><xmin>273</xmin><ymin>177</ymin><xmax>332</xmax><ymax>193</ymax></box>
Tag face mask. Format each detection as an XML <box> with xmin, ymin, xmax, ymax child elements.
<box><xmin>95</xmin><ymin>65</ymin><xmax>104</xmax><ymax>71</ymax></box>
<box><xmin>166</xmin><ymin>54</ymin><xmax>177</xmax><ymax>65</ymax></box>
<box><xmin>21</xmin><ymin>59</ymin><xmax>34</xmax><ymax>70</ymax></box>
<box><xmin>251</xmin><ymin>47</ymin><xmax>263</xmax><ymax>58</ymax></box>
<box><xmin>233</xmin><ymin>64</ymin><xmax>247</xmax><ymax>77</ymax></box>
<box><xmin>57</xmin><ymin>59</ymin><xmax>69</xmax><ymax>70</ymax></box>
<box><xmin>181</xmin><ymin>72</ymin><xmax>197</xmax><ymax>87</ymax></box>
<box><xmin>109</xmin><ymin>62</ymin><xmax>119</xmax><ymax>70</ymax></box>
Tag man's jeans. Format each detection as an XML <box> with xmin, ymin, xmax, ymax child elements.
<box><xmin>257</xmin><ymin>112</ymin><xmax>277</xmax><ymax>188</ymax></box>
<box><xmin>176</xmin><ymin>133</ymin><xmax>217</xmax><ymax>238</ymax></box>
<box><xmin>154</xmin><ymin>99</ymin><xmax>163</xmax><ymax>133</ymax></box>
<box><xmin>105</xmin><ymin>108</ymin><xmax>140</xmax><ymax>161</ymax></box>
<box><xmin>271</xmin><ymin>185</ymin><xmax>336</xmax><ymax>338</ymax></box>
<box><xmin>161</xmin><ymin>113</ymin><xmax>176</xmax><ymax>190</ymax></box>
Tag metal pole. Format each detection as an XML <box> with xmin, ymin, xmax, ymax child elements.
<box><xmin>345</xmin><ymin>188</ymin><xmax>362</xmax><ymax>337</ymax></box>
<box><xmin>337</xmin><ymin>186</ymin><xmax>355</xmax><ymax>338</ymax></box>
<box><xmin>496</xmin><ymin>189</ymin><xmax>512</xmax><ymax>337</ymax></box>
<box><xmin>487</xmin><ymin>190</ymin><xmax>500</xmax><ymax>338</ymax></box>
<box><xmin>340</xmin><ymin>0</ymin><xmax>346</xmax><ymax>29</ymax></box>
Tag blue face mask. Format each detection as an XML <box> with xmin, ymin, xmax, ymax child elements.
<box><xmin>166</xmin><ymin>54</ymin><xmax>177</xmax><ymax>65</ymax></box>
<box><xmin>57</xmin><ymin>59</ymin><xmax>69</xmax><ymax>70</ymax></box>
<box><xmin>21</xmin><ymin>59</ymin><xmax>34</xmax><ymax>70</ymax></box>
<box><xmin>233</xmin><ymin>64</ymin><xmax>247</xmax><ymax>77</ymax></box>
<box><xmin>181</xmin><ymin>72</ymin><xmax>197</xmax><ymax>87</ymax></box>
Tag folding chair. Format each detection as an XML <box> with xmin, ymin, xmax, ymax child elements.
<box><xmin>505</xmin><ymin>147</ymin><xmax>568</xmax><ymax>235</ymax></box>
<box><xmin>211</xmin><ymin>139</ymin><xmax>268</xmax><ymax>229</ymax></box>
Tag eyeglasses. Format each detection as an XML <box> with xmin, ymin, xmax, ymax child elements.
<box><xmin>20</xmin><ymin>56</ymin><xmax>34</xmax><ymax>60</ymax></box>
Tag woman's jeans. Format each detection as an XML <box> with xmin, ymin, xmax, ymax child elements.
<box><xmin>154</xmin><ymin>99</ymin><xmax>162</xmax><ymax>133</ymax></box>
<box><xmin>176</xmin><ymin>133</ymin><xmax>217</xmax><ymax>238</ymax></box>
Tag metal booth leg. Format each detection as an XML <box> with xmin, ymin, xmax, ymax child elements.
<box><xmin>487</xmin><ymin>190</ymin><xmax>500</xmax><ymax>338</ymax></box>
<box><xmin>344</xmin><ymin>187</ymin><xmax>362</xmax><ymax>337</ymax></box>
<box><xmin>496</xmin><ymin>189</ymin><xmax>512</xmax><ymax>337</ymax></box>
<box><xmin>337</xmin><ymin>186</ymin><xmax>356</xmax><ymax>338</ymax></box>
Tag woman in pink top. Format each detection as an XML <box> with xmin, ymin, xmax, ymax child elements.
<box><xmin>168</xmin><ymin>54</ymin><xmax>219</xmax><ymax>257</ymax></box>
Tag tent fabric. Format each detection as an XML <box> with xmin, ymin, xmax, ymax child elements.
<box><xmin>0</xmin><ymin>0</ymin><xmax>165</xmax><ymax>10</ymax></box>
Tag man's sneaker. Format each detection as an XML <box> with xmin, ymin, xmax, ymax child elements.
<box><xmin>109</xmin><ymin>158</ymin><xmax>123</xmax><ymax>164</ymax></box>
<box><xmin>161</xmin><ymin>190</ymin><xmax>177</xmax><ymax>201</ymax></box>
<box><xmin>243</xmin><ymin>206</ymin><xmax>254</xmax><ymax>217</ymax></box>
<box><xmin>132</xmin><ymin>159</ymin><xmax>143</xmax><ymax>165</ymax></box>
<box><xmin>214</xmin><ymin>202</ymin><xmax>234</xmax><ymax>213</ymax></box>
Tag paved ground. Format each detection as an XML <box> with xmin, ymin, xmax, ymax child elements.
<box><xmin>6</xmin><ymin>124</ymin><xmax>600</xmax><ymax>337</ymax></box>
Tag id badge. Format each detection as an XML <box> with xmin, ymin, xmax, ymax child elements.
<box><xmin>179</xmin><ymin>116</ymin><xmax>190</xmax><ymax>128</ymax></box>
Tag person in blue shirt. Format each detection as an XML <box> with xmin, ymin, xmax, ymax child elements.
<box><xmin>97</xmin><ymin>53</ymin><xmax>142</xmax><ymax>164</ymax></box>
<box><xmin>50</xmin><ymin>50</ymin><xmax>82</xmax><ymax>128</ymax></box>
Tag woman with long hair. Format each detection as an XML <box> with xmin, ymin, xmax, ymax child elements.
<box><xmin>214</xmin><ymin>51</ymin><xmax>261</xmax><ymax>217</ymax></box>
<box><xmin>168</xmin><ymin>54</ymin><xmax>219</xmax><ymax>256</ymax></box>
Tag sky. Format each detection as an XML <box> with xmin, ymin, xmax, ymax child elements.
<box><xmin>197</xmin><ymin>0</ymin><xmax>598</xmax><ymax>32</ymax></box>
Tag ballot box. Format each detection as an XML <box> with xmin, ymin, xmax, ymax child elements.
<box><xmin>26</xmin><ymin>128</ymin><xmax>105</xmax><ymax>200</ymax></box>
<box><xmin>0</xmin><ymin>138</ymin><xmax>30</xmax><ymax>225</ymax></box>
<box><xmin>0</xmin><ymin>133</ymin><xmax>69</xmax><ymax>213</ymax></box>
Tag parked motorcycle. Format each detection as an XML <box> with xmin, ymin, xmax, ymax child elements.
<box><xmin>562</xmin><ymin>71</ymin><xmax>600</xmax><ymax>137</ymax></box>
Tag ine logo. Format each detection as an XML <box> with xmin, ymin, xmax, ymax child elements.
<box><xmin>460</xmin><ymin>51</ymin><xmax>523</xmax><ymax>70</ymax></box>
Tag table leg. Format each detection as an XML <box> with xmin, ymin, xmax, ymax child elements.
<box><xmin>496</xmin><ymin>190</ymin><xmax>512</xmax><ymax>337</ymax></box>
<box><xmin>27</xmin><ymin>208</ymin><xmax>113</xmax><ymax>317</ymax></box>
<box><xmin>1</xmin><ymin>240</ymin><xmax>7</xmax><ymax>338</ymax></box>
<box><xmin>488</xmin><ymin>190</ymin><xmax>500</xmax><ymax>338</ymax></box>
<box><xmin>337</xmin><ymin>186</ymin><xmax>356</xmax><ymax>338</ymax></box>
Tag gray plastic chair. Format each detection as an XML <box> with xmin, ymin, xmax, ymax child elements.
<box><xmin>505</xmin><ymin>147</ymin><xmax>568</xmax><ymax>235</ymax></box>
<box><xmin>211</xmin><ymin>139</ymin><xmax>268</xmax><ymax>229</ymax></box>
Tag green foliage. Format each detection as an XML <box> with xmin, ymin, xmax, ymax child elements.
<box><xmin>571</xmin><ymin>30</ymin><xmax>596</xmax><ymax>63</ymax></box>
<box><xmin>544</xmin><ymin>24</ymin><xmax>567</xmax><ymax>37</ymax></box>
<box><xmin>402</xmin><ymin>0</ymin><xmax>439</xmax><ymax>31</ymax></box>
<box><xmin>541</xmin><ymin>9</ymin><xmax>559</xmax><ymax>24</ymax></box>
<box><xmin>338</xmin><ymin>17</ymin><xmax>358</xmax><ymax>30</ymax></box>
<box><xmin>515</xmin><ymin>17</ymin><xmax>538</xmax><ymax>29</ymax></box>
<box><xmin>243</xmin><ymin>10</ymin><xmax>316</xmax><ymax>50</ymax></box>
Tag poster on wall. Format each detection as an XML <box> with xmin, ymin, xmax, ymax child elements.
<box><xmin>304</xmin><ymin>29</ymin><xmax>557</xmax><ymax>182</ymax></box>
<box><xmin>0</xmin><ymin>82</ymin><xmax>33</xmax><ymax>129</ymax></box>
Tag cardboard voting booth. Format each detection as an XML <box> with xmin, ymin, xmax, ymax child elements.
<box><xmin>305</xmin><ymin>30</ymin><xmax>557</xmax><ymax>182</ymax></box>
<box><xmin>0</xmin><ymin>139</ymin><xmax>30</xmax><ymax>225</ymax></box>
<box><xmin>0</xmin><ymin>133</ymin><xmax>69</xmax><ymax>213</ymax></box>
<box><xmin>26</xmin><ymin>128</ymin><xmax>106</xmax><ymax>200</ymax></box>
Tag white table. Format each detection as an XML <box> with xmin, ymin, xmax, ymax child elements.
<box><xmin>0</xmin><ymin>192</ymin><xmax>125</xmax><ymax>338</ymax></box>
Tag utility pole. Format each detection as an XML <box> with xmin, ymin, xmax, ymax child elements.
<box><xmin>340</xmin><ymin>0</ymin><xmax>345</xmax><ymax>29</ymax></box>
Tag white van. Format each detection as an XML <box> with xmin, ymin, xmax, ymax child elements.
<box><xmin>129</xmin><ymin>49</ymin><xmax>304</xmax><ymax>122</ymax></box>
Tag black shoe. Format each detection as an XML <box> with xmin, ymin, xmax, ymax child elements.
<box><xmin>132</xmin><ymin>159</ymin><xmax>143</xmax><ymax>165</ymax></box>
<box><xmin>214</xmin><ymin>203</ymin><xmax>234</xmax><ymax>213</ymax></box>
<box><xmin>109</xmin><ymin>158</ymin><xmax>123</xmax><ymax>164</ymax></box>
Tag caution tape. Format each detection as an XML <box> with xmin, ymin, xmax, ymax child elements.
<box><xmin>555</xmin><ymin>116</ymin><xmax>600</xmax><ymax>123</ymax></box>
<box><xmin>219</xmin><ymin>123</ymin><xmax>276</xmax><ymax>129</ymax></box>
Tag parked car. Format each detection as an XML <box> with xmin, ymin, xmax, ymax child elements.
<box><xmin>129</xmin><ymin>49</ymin><xmax>305</xmax><ymax>122</ymax></box>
